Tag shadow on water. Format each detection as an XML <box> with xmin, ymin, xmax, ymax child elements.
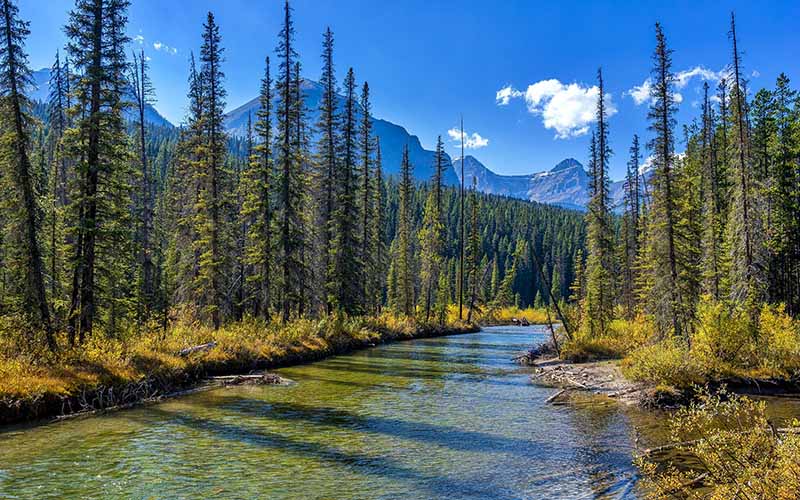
<box><xmin>146</xmin><ymin>406</ymin><xmax>521</xmax><ymax>500</ymax></box>
<box><xmin>215</xmin><ymin>397</ymin><xmax>588</xmax><ymax>460</ymax></box>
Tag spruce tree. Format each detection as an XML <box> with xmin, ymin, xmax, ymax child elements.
<box><xmin>418</xmin><ymin>137</ymin><xmax>446</xmax><ymax>321</ymax></box>
<box><xmin>368</xmin><ymin>138</ymin><xmax>386</xmax><ymax>313</ymax></box>
<box><xmin>316</xmin><ymin>27</ymin><xmax>338</xmax><ymax>312</ymax></box>
<box><xmin>583</xmin><ymin>68</ymin><xmax>614</xmax><ymax>336</ymax></box>
<box><xmin>0</xmin><ymin>0</ymin><xmax>54</xmax><ymax>347</ymax></box>
<box><xmin>359</xmin><ymin>81</ymin><xmax>372</xmax><ymax>307</ymax></box>
<box><xmin>65</xmin><ymin>0</ymin><xmax>133</xmax><ymax>341</ymax></box>
<box><xmin>395</xmin><ymin>145</ymin><xmax>414</xmax><ymax>316</ymax></box>
<box><xmin>645</xmin><ymin>23</ymin><xmax>684</xmax><ymax>339</ymax></box>
<box><xmin>242</xmin><ymin>56</ymin><xmax>273</xmax><ymax>319</ymax></box>
<box><xmin>197</xmin><ymin>11</ymin><xmax>227</xmax><ymax>328</ymax></box>
<box><xmin>275</xmin><ymin>0</ymin><xmax>305</xmax><ymax>321</ymax></box>
<box><xmin>700</xmin><ymin>82</ymin><xmax>725</xmax><ymax>300</ymax></box>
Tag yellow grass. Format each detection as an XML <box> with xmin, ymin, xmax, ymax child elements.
<box><xmin>0</xmin><ymin>313</ymin><xmax>475</xmax><ymax>404</ymax></box>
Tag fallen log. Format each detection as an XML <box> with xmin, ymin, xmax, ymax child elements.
<box><xmin>178</xmin><ymin>341</ymin><xmax>217</xmax><ymax>357</ymax></box>
<box><xmin>207</xmin><ymin>373</ymin><xmax>289</xmax><ymax>386</ymax></box>
<box><xmin>545</xmin><ymin>389</ymin><xmax>568</xmax><ymax>404</ymax></box>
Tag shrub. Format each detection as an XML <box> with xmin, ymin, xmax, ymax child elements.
<box><xmin>621</xmin><ymin>340</ymin><xmax>705</xmax><ymax>388</ymax></box>
<box><xmin>637</xmin><ymin>391</ymin><xmax>800</xmax><ymax>499</ymax></box>
<box><xmin>561</xmin><ymin>315</ymin><xmax>655</xmax><ymax>362</ymax></box>
<box><xmin>691</xmin><ymin>299</ymin><xmax>756</xmax><ymax>374</ymax></box>
<box><xmin>759</xmin><ymin>303</ymin><xmax>800</xmax><ymax>376</ymax></box>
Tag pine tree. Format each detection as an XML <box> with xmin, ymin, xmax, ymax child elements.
<box><xmin>466</xmin><ymin>178</ymin><xmax>482</xmax><ymax>322</ymax></box>
<box><xmin>0</xmin><ymin>0</ymin><xmax>55</xmax><ymax>348</ymax></box>
<box><xmin>395</xmin><ymin>145</ymin><xmax>414</xmax><ymax>316</ymax></box>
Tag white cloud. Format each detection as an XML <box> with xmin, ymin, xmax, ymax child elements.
<box><xmin>496</xmin><ymin>85</ymin><xmax>523</xmax><ymax>105</ymax></box>
<box><xmin>153</xmin><ymin>41</ymin><xmax>178</xmax><ymax>55</ymax></box>
<box><xmin>496</xmin><ymin>79</ymin><xmax>617</xmax><ymax>139</ymax></box>
<box><xmin>447</xmin><ymin>128</ymin><xmax>489</xmax><ymax>149</ymax></box>
<box><xmin>627</xmin><ymin>66</ymin><xmax>723</xmax><ymax>106</ymax></box>
<box><xmin>751</xmin><ymin>69</ymin><xmax>760</xmax><ymax>78</ymax></box>
<box><xmin>133</xmin><ymin>34</ymin><xmax>144</xmax><ymax>45</ymax></box>
<box><xmin>626</xmin><ymin>79</ymin><xmax>652</xmax><ymax>105</ymax></box>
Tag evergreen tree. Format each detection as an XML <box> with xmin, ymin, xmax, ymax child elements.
<box><xmin>620</xmin><ymin>134</ymin><xmax>641</xmax><ymax>318</ymax></box>
<box><xmin>0</xmin><ymin>0</ymin><xmax>54</xmax><ymax>347</ymax></box>
<box><xmin>358</xmin><ymin>81</ymin><xmax>372</xmax><ymax>307</ymax></box>
<box><xmin>367</xmin><ymin>138</ymin><xmax>386</xmax><ymax>313</ymax></box>
<box><xmin>274</xmin><ymin>0</ymin><xmax>306</xmax><ymax>321</ymax></box>
<box><xmin>770</xmin><ymin>74</ymin><xmax>800</xmax><ymax>313</ymax></box>
<box><xmin>130</xmin><ymin>49</ymin><xmax>156</xmax><ymax>323</ymax></box>
<box><xmin>316</xmin><ymin>27</ymin><xmax>338</xmax><ymax>312</ymax></box>
<box><xmin>242</xmin><ymin>56</ymin><xmax>273</xmax><ymax>319</ymax></box>
<box><xmin>197</xmin><ymin>11</ymin><xmax>227</xmax><ymax>329</ymax></box>
<box><xmin>725</xmin><ymin>12</ymin><xmax>766</xmax><ymax>320</ymax></box>
<box><xmin>700</xmin><ymin>82</ymin><xmax>725</xmax><ymax>300</ymax></box>
<box><xmin>645</xmin><ymin>23</ymin><xmax>685</xmax><ymax>340</ymax></box>
<box><xmin>329</xmin><ymin>67</ymin><xmax>361</xmax><ymax>314</ymax></box>
<box><xmin>64</xmin><ymin>0</ymin><xmax>133</xmax><ymax>341</ymax></box>
<box><xmin>418</xmin><ymin>136</ymin><xmax>446</xmax><ymax>321</ymax></box>
<box><xmin>395</xmin><ymin>145</ymin><xmax>414</xmax><ymax>316</ymax></box>
<box><xmin>583</xmin><ymin>69</ymin><xmax>614</xmax><ymax>336</ymax></box>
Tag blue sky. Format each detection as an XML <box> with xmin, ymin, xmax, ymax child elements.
<box><xmin>19</xmin><ymin>0</ymin><xmax>800</xmax><ymax>180</ymax></box>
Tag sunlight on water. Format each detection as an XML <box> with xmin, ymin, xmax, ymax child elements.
<box><xmin>1</xmin><ymin>326</ymin><xmax>673</xmax><ymax>499</ymax></box>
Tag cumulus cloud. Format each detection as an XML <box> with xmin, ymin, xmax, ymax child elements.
<box><xmin>153</xmin><ymin>41</ymin><xmax>178</xmax><ymax>55</ymax></box>
<box><xmin>627</xmin><ymin>66</ymin><xmax>723</xmax><ymax>106</ymax></box>
<box><xmin>447</xmin><ymin>128</ymin><xmax>489</xmax><ymax>149</ymax></box>
<box><xmin>497</xmin><ymin>79</ymin><xmax>616</xmax><ymax>139</ymax></box>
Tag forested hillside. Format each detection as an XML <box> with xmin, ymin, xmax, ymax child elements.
<box><xmin>0</xmin><ymin>0</ymin><xmax>583</xmax><ymax>354</ymax></box>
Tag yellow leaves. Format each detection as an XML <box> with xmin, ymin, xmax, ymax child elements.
<box><xmin>638</xmin><ymin>392</ymin><xmax>800</xmax><ymax>499</ymax></box>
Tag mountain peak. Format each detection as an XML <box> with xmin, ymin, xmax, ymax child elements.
<box><xmin>550</xmin><ymin>158</ymin><xmax>582</xmax><ymax>172</ymax></box>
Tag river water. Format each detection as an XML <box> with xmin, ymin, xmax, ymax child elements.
<box><xmin>0</xmin><ymin>326</ymin><xmax>717</xmax><ymax>499</ymax></box>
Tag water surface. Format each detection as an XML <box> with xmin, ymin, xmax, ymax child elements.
<box><xmin>1</xmin><ymin>326</ymin><xmax>678</xmax><ymax>499</ymax></box>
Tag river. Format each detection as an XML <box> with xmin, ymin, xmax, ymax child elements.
<box><xmin>0</xmin><ymin>325</ymin><xmax>747</xmax><ymax>499</ymax></box>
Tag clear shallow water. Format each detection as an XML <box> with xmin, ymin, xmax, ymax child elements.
<box><xmin>0</xmin><ymin>326</ymin><xmax>674</xmax><ymax>499</ymax></box>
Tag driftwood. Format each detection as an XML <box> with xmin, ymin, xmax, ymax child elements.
<box><xmin>178</xmin><ymin>341</ymin><xmax>217</xmax><ymax>357</ymax></box>
<box><xmin>208</xmin><ymin>373</ymin><xmax>288</xmax><ymax>386</ymax></box>
<box><xmin>545</xmin><ymin>389</ymin><xmax>568</xmax><ymax>404</ymax></box>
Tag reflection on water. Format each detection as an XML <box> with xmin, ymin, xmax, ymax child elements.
<box><xmin>0</xmin><ymin>326</ymin><xmax>690</xmax><ymax>499</ymax></box>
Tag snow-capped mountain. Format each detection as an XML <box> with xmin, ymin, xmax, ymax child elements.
<box><xmin>224</xmin><ymin>79</ymin><xmax>460</xmax><ymax>186</ymax></box>
<box><xmin>30</xmin><ymin>68</ymin><xmax>174</xmax><ymax>128</ymax></box>
<box><xmin>454</xmin><ymin>155</ymin><xmax>649</xmax><ymax>211</ymax></box>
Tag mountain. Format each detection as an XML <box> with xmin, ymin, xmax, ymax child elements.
<box><xmin>224</xmin><ymin>79</ymin><xmax>460</xmax><ymax>186</ymax></box>
<box><xmin>29</xmin><ymin>68</ymin><xmax>174</xmax><ymax>128</ymax></box>
<box><xmin>454</xmin><ymin>155</ymin><xmax>649</xmax><ymax>211</ymax></box>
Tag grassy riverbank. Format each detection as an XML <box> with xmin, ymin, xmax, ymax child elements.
<box><xmin>555</xmin><ymin>301</ymin><xmax>800</xmax><ymax>403</ymax></box>
<box><xmin>0</xmin><ymin>314</ymin><xmax>476</xmax><ymax>426</ymax></box>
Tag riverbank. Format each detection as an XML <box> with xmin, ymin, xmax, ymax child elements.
<box><xmin>531</xmin><ymin>357</ymin><xmax>651</xmax><ymax>406</ymax></box>
<box><xmin>0</xmin><ymin>316</ymin><xmax>477</xmax><ymax>427</ymax></box>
